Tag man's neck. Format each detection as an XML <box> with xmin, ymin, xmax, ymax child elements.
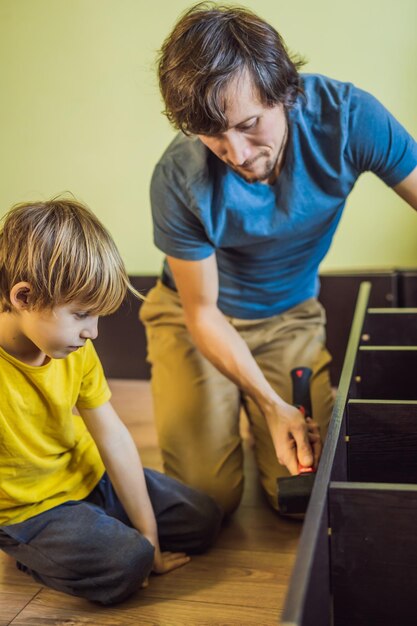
<box><xmin>268</xmin><ymin>120</ymin><xmax>289</xmax><ymax>185</ymax></box>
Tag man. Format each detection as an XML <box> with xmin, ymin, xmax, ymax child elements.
<box><xmin>140</xmin><ymin>3</ymin><xmax>417</xmax><ymax>515</ymax></box>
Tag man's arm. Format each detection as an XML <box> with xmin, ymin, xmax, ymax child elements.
<box><xmin>167</xmin><ymin>254</ymin><xmax>321</xmax><ymax>475</ymax></box>
<box><xmin>393</xmin><ymin>165</ymin><xmax>417</xmax><ymax>210</ymax></box>
<box><xmin>78</xmin><ymin>401</ymin><xmax>190</xmax><ymax>575</ymax></box>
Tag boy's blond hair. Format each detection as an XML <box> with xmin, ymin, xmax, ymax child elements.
<box><xmin>0</xmin><ymin>198</ymin><xmax>140</xmax><ymax>314</ymax></box>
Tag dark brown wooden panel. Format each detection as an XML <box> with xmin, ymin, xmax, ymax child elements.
<box><xmin>319</xmin><ymin>271</ymin><xmax>397</xmax><ymax>385</ymax></box>
<box><xmin>91</xmin><ymin>271</ymin><xmax>417</xmax><ymax>381</ymax></box>
<box><xmin>93</xmin><ymin>271</ymin><xmax>399</xmax><ymax>382</ymax></box>
<box><xmin>356</xmin><ymin>347</ymin><xmax>417</xmax><ymax>400</ymax></box>
<box><xmin>93</xmin><ymin>276</ymin><xmax>157</xmax><ymax>379</ymax></box>
<box><xmin>329</xmin><ymin>482</ymin><xmax>417</xmax><ymax>626</ymax></box>
<box><xmin>362</xmin><ymin>309</ymin><xmax>417</xmax><ymax>345</ymax></box>
<box><xmin>347</xmin><ymin>400</ymin><xmax>417</xmax><ymax>482</ymax></box>
<box><xmin>92</xmin><ymin>271</ymin><xmax>402</xmax><ymax>382</ymax></box>
<box><xmin>398</xmin><ymin>270</ymin><xmax>417</xmax><ymax>306</ymax></box>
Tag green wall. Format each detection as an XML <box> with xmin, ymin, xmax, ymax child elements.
<box><xmin>0</xmin><ymin>0</ymin><xmax>416</xmax><ymax>274</ymax></box>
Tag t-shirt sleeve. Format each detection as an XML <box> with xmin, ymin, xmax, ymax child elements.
<box><xmin>346</xmin><ymin>87</ymin><xmax>417</xmax><ymax>187</ymax></box>
<box><xmin>76</xmin><ymin>340</ymin><xmax>111</xmax><ymax>410</ymax></box>
<box><xmin>150</xmin><ymin>162</ymin><xmax>215</xmax><ymax>260</ymax></box>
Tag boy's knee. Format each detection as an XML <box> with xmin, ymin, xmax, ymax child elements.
<box><xmin>188</xmin><ymin>491</ymin><xmax>224</xmax><ymax>552</ymax></box>
<box><xmin>96</xmin><ymin>535</ymin><xmax>155</xmax><ymax>605</ymax></box>
<box><xmin>21</xmin><ymin>531</ymin><xmax>155</xmax><ymax>606</ymax></box>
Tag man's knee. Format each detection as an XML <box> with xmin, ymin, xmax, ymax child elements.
<box><xmin>188</xmin><ymin>476</ymin><xmax>243</xmax><ymax>517</ymax></box>
<box><xmin>162</xmin><ymin>451</ymin><xmax>244</xmax><ymax>517</ymax></box>
<box><xmin>260</xmin><ymin>473</ymin><xmax>280</xmax><ymax>512</ymax></box>
<box><xmin>214</xmin><ymin>484</ymin><xmax>243</xmax><ymax>516</ymax></box>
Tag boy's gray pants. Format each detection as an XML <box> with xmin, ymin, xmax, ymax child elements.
<box><xmin>0</xmin><ymin>469</ymin><xmax>223</xmax><ymax>605</ymax></box>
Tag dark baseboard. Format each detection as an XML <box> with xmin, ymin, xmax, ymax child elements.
<box><xmin>93</xmin><ymin>270</ymin><xmax>417</xmax><ymax>385</ymax></box>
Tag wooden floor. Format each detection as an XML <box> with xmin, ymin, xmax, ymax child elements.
<box><xmin>0</xmin><ymin>380</ymin><xmax>301</xmax><ymax>626</ymax></box>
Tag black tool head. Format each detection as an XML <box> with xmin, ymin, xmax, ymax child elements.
<box><xmin>277</xmin><ymin>473</ymin><xmax>316</xmax><ymax>515</ymax></box>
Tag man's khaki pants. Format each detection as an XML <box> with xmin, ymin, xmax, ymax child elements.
<box><xmin>140</xmin><ymin>281</ymin><xmax>334</xmax><ymax>515</ymax></box>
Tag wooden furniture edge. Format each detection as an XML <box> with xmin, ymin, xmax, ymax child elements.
<box><xmin>280</xmin><ymin>282</ymin><xmax>371</xmax><ymax>626</ymax></box>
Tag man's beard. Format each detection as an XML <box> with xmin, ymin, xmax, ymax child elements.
<box><xmin>230</xmin><ymin>152</ymin><xmax>277</xmax><ymax>184</ymax></box>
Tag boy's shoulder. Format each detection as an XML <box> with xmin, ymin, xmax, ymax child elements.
<box><xmin>0</xmin><ymin>339</ymin><xmax>108</xmax><ymax>413</ymax></box>
<box><xmin>0</xmin><ymin>339</ymin><xmax>98</xmax><ymax>377</ymax></box>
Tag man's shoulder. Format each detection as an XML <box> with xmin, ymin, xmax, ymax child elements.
<box><xmin>154</xmin><ymin>133</ymin><xmax>212</xmax><ymax>186</ymax></box>
<box><xmin>298</xmin><ymin>73</ymin><xmax>355</xmax><ymax>113</ymax></box>
<box><xmin>298</xmin><ymin>74</ymin><xmax>388</xmax><ymax>130</ymax></box>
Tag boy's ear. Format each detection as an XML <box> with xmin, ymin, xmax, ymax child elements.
<box><xmin>10</xmin><ymin>282</ymin><xmax>33</xmax><ymax>311</ymax></box>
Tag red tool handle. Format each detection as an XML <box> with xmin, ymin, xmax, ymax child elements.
<box><xmin>291</xmin><ymin>367</ymin><xmax>316</xmax><ymax>475</ymax></box>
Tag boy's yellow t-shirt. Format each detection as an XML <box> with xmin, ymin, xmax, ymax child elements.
<box><xmin>0</xmin><ymin>339</ymin><xmax>110</xmax><ymax>525</ymax></box>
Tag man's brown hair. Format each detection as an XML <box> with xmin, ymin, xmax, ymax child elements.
<box><xmin>158</xmin><ymin>2</ymin><xmax>305</xmax><ymax>135</ymax></box>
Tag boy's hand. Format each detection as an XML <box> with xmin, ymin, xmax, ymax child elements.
<box><xmin>152</xmin><ymin>550</ymin><xmax>190</xmax><ymax>575</ymax></box>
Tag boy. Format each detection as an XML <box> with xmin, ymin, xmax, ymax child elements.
<box><xmin>0</xmin><ymin>198</ymin><xmax>222</xmax><ymax>605</ymax></box>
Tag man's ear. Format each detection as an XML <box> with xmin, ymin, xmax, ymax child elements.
<box><xmin>10</xmin><ymin>282</ymin><xmax>33</xmax><ymax>311</ymax></box>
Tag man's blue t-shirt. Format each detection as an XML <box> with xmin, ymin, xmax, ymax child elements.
<box><xmin>151</xmin><ymin>74</ymin><xmax>417</xmax><ymax>319</ymax></box>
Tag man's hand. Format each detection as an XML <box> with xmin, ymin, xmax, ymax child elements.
<box><xmin>152</xmin><ymin>549</ymin><xmax>191</xmax><ymax>575</ymax></box>
<box><xmin>305</xmin><ymin>416</ymin><xmax>322</xmax><ymax>470</ymax></box>
<box><xmin>266</xmin><ymin>403</ymin><xmax>323</xmax><ymax>475</ymax></box>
